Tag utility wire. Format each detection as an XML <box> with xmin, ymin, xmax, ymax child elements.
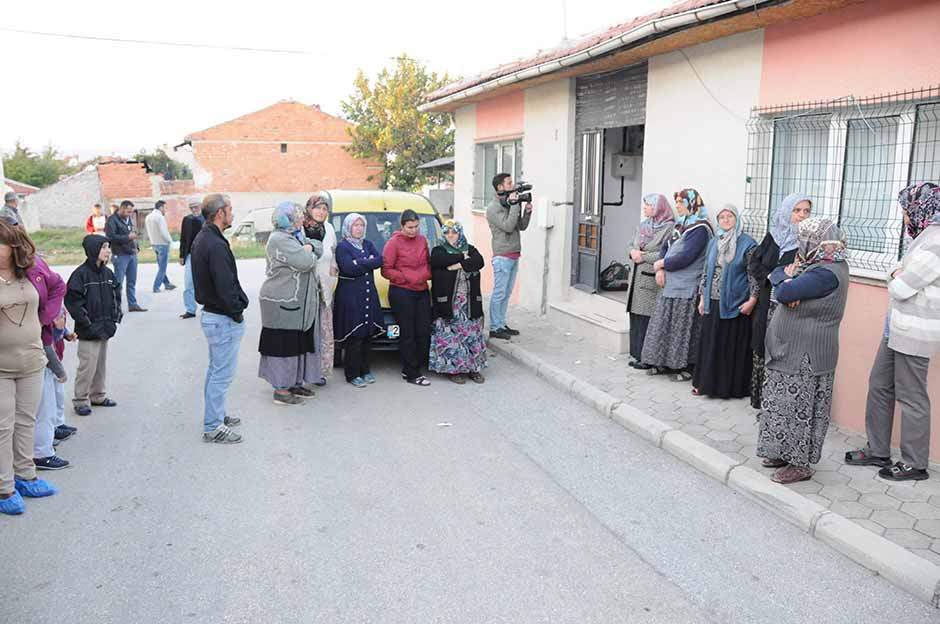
<box><xmin>678</xmin><ymin>49</ymin><xmax>747</xmax><ymax>123</ymax></box>
<box><xmin>0</xmin><ymin>26</ymin><xmax>313</xmax><ymax>55</ymax></box>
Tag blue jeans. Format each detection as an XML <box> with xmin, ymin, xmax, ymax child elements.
<box><xmin>112</xmin><ymin>253</ymin><xmax>139</xmax><ymax>308</ymax></box>
<box><xmin>34</xmin><ymin>368</ymin><xmax>64</xmax><ymax>458</ymax></box>
<box><xmin>183</xmin><ymin>256</ymin><xmax>197</xmax><ymax>315</ymax></box>
<box><xmin>152</xmin><ymin>245</ymin><xmax>173</xmax><ymax>291</ymax></box>
<box><xmin>489</xmin><ymin>255</ymin><xmax>519</xmax><ymax>330</ymax></box>
<box><xmin>201</xmin><ymin>312</ymin><xmax>245</xmax><ymax>432</ymax></box>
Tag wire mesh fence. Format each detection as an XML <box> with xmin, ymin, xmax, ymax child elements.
<box><xmin>744</xmin><ymin>86</ymin><xmax>940</xmax><ymax>276</ymax></box>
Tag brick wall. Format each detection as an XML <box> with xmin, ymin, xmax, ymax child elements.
<box><xmin>186</xmin><ymin>100</ymin><xmax>383</xmax><ymax>193</ymax></box>
<box><xmin>98</xmin><ymin>162</ymin><xmax>153</xmax><ymax>202</ymax></box>
<box><xmin>160</xmin><ymin>179</ymin><xmax>196</xmax><ymax>195</ymax></box>
<box><xmin>193</xmin><ymin>141</ymin><xmax>382</xmax><ymax>193</ymax></box>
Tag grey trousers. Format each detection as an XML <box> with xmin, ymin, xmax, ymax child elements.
<box><xmin>865</xmin><ymin>338</ymin><xmax>932</xmax><ymax>469</ymax></box>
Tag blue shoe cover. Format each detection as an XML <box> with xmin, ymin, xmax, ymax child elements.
<box><xmin>0</xmin><ymin>491</ymin><xmax>25</xmax><ymax>515</ymax></box>
<box><xmin>14</xmin><ymin>477</ymin><xmax>58</xmax><ymax>498</ymax></box>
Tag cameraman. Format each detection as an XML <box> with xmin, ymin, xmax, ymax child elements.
<box><xmin>485</xmin><ymin>173</ymin><xmax>532</xmax><ymax>340</ymax></box>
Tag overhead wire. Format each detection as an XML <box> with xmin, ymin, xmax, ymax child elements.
<box><xmin>0</xmin><ymin>26</ymin><xmax>313</xmax><ymax>55</ymax></box>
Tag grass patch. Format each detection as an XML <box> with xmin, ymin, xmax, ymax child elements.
<box><xmin>31</xmin><ymin>227</ymin><xmax>267</xmax><ymax>267</ymax></box>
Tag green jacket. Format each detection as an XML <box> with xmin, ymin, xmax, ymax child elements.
<box><xmin>486</xmin><ymin>198</ymin><xmax>531</xmax><ymax>256</ymax></box>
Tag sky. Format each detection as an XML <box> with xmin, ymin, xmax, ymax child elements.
<box><xmin>1</xmin><ymin>0</ymin><xmax>677</xmax><ymax>161</ymax></box>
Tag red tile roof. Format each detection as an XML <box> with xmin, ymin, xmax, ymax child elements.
<box><xmin>4</xmin><ymin>178</ymin><xmax>40</xmax><ymax>195</ymax></box>
<box><xmin>424</xmin><ymin>0</ymin><xmax>754</xmax><ymax>104</ymax></box>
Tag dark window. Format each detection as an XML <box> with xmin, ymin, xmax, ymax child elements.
<box><xmin>280</xmin><ymin>143</ymin><xmax>287</xmax><ymax>153</ymax></box>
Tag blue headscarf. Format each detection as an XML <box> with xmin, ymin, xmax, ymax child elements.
<box><xmin>272</xmin><ymin>201</ymin><xmax>304</xmax><ymax>243</ymax></box>
<box><xmin>342</xmin><ymin>213</ymin><xmax>367</xmax><ymax>250</ymax></box>
<box><xmin>771</xmin><ymin>193</ymin><xmax>811</xmax><ymax>259</ymax></box>
<box><xmin>674</xmin><ymin>188</ymin><xmax>710</xmax><ymax>234</ymax></box>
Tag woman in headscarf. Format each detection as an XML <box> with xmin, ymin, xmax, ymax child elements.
<box><xmin>304</xmin><ymin>192</ymin><xmax>338</xmax><ymax>385</ymax></box>
<box><xmin>641</xmin><ymin>188</ymin><xmax>714</xmax><ymax>382</ymax></box>
<box><xmin>692</xmin><ymin>205</ymin><xmax>758</xmax><ymax>398</ymax></box>
<box><xmin>626</xmin><ymin>194</ymin><xmax>675</xmax><ymax>369</ymax></box>
<box><xmin>428</xmin><ymin>220</ymin><xmax>487</xmax><ymax>384</ymax></box>
<box><xmin>258</xmin><ymin>202</ymin><xmax>323</xmax><ymax>406</ymax></box>
<box><xmin>747</xmin><ymin>193</ymin><xmax>812</xmax><ymax>408</ymax></box>
<box><xmin>333</xmin><ymin>213</ymin><xmax>383</xmax><ymax>388</ymax></box>
<box><xmin>845</xmin><ymin>183</ymin><xmax>940</xmax><ymax>482</ymax></box>
<box><xmin>756</xmin><ymin>217</ymin><xmax>850</xmax><ymax>484</ymax></box>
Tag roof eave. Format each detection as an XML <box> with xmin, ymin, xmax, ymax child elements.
<box><xmin>420</xmin><ymin>0</ymin><xmax>781</xmax><ymax>113</ymax></box>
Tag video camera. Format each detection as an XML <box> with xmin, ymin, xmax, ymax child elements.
<box><xmin>497</xmin><ymin>183</ymin><xmax>533</xmax><ymax>206</ymax></box>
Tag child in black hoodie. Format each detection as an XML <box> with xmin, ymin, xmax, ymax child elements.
<box><xmin>64</xmin><ymin>235</ymin><xmax>122</xmax><ymax>416</ymax></box>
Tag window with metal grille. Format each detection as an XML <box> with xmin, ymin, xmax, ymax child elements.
<box><xmin>744</xmin><ymin>87</ymin><xmax>940</xmax><ymax>279</ymax></box>
<box><xmin>472</xmin><ymin>139</ymin><xmax>523</xmax><ymax>211</ymax></box>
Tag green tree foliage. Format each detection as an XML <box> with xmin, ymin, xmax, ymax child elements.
<box><xmin>341</xmin><ymin>55</ymin><xmax>454</xmax><ymax>191</ymax></box>
<box><xmin>2</xmin><ymin>141</ymin><xmax>78</xmax><ymax>188</ymax></box>
<box><xmin>134</xmin><ymin>148</ymin><xmax>192</xmax><ymax>180</ymax></box>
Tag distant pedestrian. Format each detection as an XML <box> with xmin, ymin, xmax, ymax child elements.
<box><xmin>33</xmin><ymin>306</ymin><xmax>77</xmax><ymax>471</ymax></box>
<box><xmin>625</xmin><ymin>194</ymin><xmax>675</xmax><ymax>369</ymax></box>
<box><xmin>85</xmin><ymin>203</ymin><xmax>107</xmax><ymax>235</ymax></box>
<box><xmin>106</xmin><ymin>200</ymin><xmax>147</xmax><ymax>312</ymax></box>
<box><xmin>109</xmin><ymin>203</ymin><xmax>118</xmax><ymax>216</ymax></box>
<box><xmin>428</xmin><ymin>220</ymin><xmax>487</xmax><ymax>384</ymax></box>
<box><xmin>382</xmin><ymin>209</ymin><xmax>433</xmax><ymax>386</ymax></box>
<box><xmin>258</xmin><ymin>202</ymin><xmax>322</xmax><ymax>406</ymax></box>
<box><xmin>333</xmin><ymin>213</ymin><xmax>383</xmax><ymax>388</ymax></box>
<box><xmin>178</xmin><ymin>198</ymin><xmax>204</xmax><ymax>319</ymax></box>
<box><xmin>0</xmin><ymin>218</ymin><xmax>63</xmax><ymax>515</ymax></box>
<box><xmin>191</xmin><ymin>194</ymin><xmax>248</xmax><ymax>443</ymax></box>
<box><xmin>757</xmin><ymin>218</ymin><xmax>849</xmax><ymax>484</ymax></box>
<box><xmin>145</xmin><ymin>200</ymin><xmax>176</xmax><ymax>294</ymax></box>
<box><xmin>303</xmin><ymin>192</ymin><xmax>338</xmax><ymax>383</ymax></box>
<box><xmin>0</xmin><ymin>191</ymin><xmax>21</xmax><ymax>224</ymax></box>
<box><xmin>846</xmin><ymin>183</ymin><xmax>940</xmax><ymax>481</ymax></box>
<box><xmin>64</xmin><ymin>235</ymin><xmax>122</xmax><ymax>417</ymax></box>
<box><xmin>486</xmin><ymin>173</ymin><xmax>532</xmax><ymax>340</ymax></box>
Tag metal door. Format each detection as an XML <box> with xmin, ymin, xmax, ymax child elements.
<box><xmin>573</xmin><ymin>130</ymin><xmax>604</xmax><ymax>291</ymax></box>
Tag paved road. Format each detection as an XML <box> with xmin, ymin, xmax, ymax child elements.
<box><xmin>2</xmin><ymin>259</ymin><xmax>936</xmax><ymax>623</ymax></box>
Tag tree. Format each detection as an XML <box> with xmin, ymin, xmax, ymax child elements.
<box><xmin>134</xmin><ymin>148</ymin><xmax>192</xmax><ymax>180</ymax></box>
<box><xmin>2</xmin><ymin>141</ymin><xmax>78</xmax><ymax>188</ymax></box>
<box><xmin>341</xmin><ymin>55</ymin><xmax>454</xmax><ymax>191</ymax></box>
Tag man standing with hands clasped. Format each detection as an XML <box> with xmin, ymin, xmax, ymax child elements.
<box><xmin>486</xmin><ymin>173</ymin><xmax>532</xmax><ymax>341</ymax></box>
<box><xmin>106</xmin><ymin>200</ymin><xmax>147</xmax><ymax>312</ymax></box>
<box><xmin>191</xmin><ymin>194</ymin><xmax>248</xmax><ymax>444</ymax></box>
<box><xmin>145</xmin><ymin>200</ymin><xmax>176</xmax><ymax>294</ymax></box>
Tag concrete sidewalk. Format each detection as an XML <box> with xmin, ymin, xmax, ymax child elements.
<box><xmin>489</xmin><ymin>304</ymin><xmax>940</xmax><ymax>607</ymax></box>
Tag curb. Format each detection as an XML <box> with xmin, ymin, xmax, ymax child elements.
<box><xmin>489</xmin><ymin>338</ymin><xmax>940</xmax><ymax>608</ymax></box>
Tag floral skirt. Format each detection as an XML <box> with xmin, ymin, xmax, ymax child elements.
<box><xmin>429</xmin><ymin>293</ymin><xmax>487</xmax><ymax>375</ymax></box>
<box><xmin>756</xmin><ymin>354</ymin><xmax>835</xmax><ymax>468</ymax></box>
<box><xmin>641</xmin><ymin>296</ymin><xmax>701</xmax><ymax>371</ymax></box>
<box><xmin>320</xmin><ymin>298</ymin><xmax>335</xmax><ymax>379</ymax></box>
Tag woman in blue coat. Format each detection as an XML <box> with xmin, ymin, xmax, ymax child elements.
<box><xmin>333</xmin><ymin>213</ymin><xmax>383</xmax><ymax>388</ymax></box>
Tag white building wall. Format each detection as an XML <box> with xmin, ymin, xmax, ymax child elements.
<box><xmin>519</xmin><ymin>79</ymin><xmax>576</xmax><ymax>312</ymax></box>
<box><xmin>28</xmin><ymin>167</ymin><xmax>102</xmax><ymax>230</ymax></box>
<box><xmin>451</xmin><ymin>104</ymin><xmax>477</xmax><ymax>228</ymax></box>
<box><xmin>643</xmin><ymin>29</ymin><xmax>764</xmax><ymax>214</ymax></box>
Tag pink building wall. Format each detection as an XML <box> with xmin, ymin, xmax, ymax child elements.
<box><xmin>760</xmin><ymin>0</ymin><xmax>940</xmax><ymax>108</ymax></box>
<box><xmin>473</xmin><ymin>92</ymin><xmax>525</xmax><ymax>301</ymax></box>
<box><xmin>761</xmin><ymin>0</ymin><xmax>940</xmax><ymax>459</ymax></box>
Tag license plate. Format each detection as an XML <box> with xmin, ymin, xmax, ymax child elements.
<box><xmin>387</xmin><ymin>324</ymin><xmax>400</xmax><ymax>339</ymax></box>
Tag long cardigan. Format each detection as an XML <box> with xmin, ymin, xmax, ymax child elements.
<box><xmin>258</xmin><ymin>230</ymin><xmax>323</xmax><ymax>332</ymax></box>
<box><xmin>429</xmin><ymin>245</ymin><xmax>485</xmax><ymax>320</ymax></box>
<box><xmin>887</xmin><ymin>225</ymin><xmax>940</xmax><ymax>358</ymax></box>
<box><xmin>625</xmin><ymin>224</ymin><xmax>673</xmax><ymax>317</ymax></box>
<box><xmin>333</xmin><ymin>239</ymin><xmax>384</xmax><ymax>341</ymax></box>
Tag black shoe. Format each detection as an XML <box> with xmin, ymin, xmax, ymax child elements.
<box><xmin>34</xmin><ymin>455</ymin><xmax>70</xmax><ymax>470</ymax></box>
<box><xmin>504</xmin><ymin>326</ymin><xmax>520</xmax><ymax>336</ymax></box>
<box><xmin>74</xmin><ymin>405</ymin><xmax>92</xmax><ymax>416</ymax></box>
<box><xmin>844</xmin><ymin>448</ymin><xmax>891</xmax><ymax>467</ymax></box>
<box><xmin>59</xmin><ymin>424</ymin><xmax>77</xmax><ymax>434</ymax></box>
<box><xmin>128</xmin><ymin>305</ymin><xmax>148</xmax><ymax>312</ymax></box>
<box><xmin>180</xmin><ymin>312</ymin><xmax>197</xmax><ymax>319</ymax></box>
<box><xmin>165</xmin><ymin>284</ymin><xmax>177</xmax><ymax>291</ymax></box>
<box><xmin>633</xmin><ymin>362</ymin><xmax>653</xmax><ymax>370</ymax></box>
<box><xmin>53</xmin><ymin>427</ymin><xmax>73</xmax><ymax>441</ymax></box>
<box><xmin>489</xmin><ymin>328</ymin><xmax>512</xmax><ymax>341</ymax></box>
<box><xmin>879</xmin><ymin>461</ymin><xmax>929</xmax><ymax>481</ymax></box>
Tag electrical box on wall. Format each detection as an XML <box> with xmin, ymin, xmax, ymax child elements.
<box><xmin>611</xmin><ymin>153</ymin><xmax>640</xmax><ymax>180</ymax></box>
